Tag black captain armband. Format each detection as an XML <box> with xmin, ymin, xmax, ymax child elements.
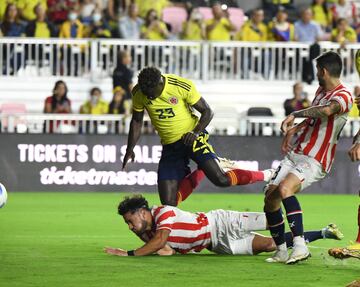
<box><xmin>127</xmin><ymin>250</ymin><xmax>135</xmax><ymax>256</ymax></box>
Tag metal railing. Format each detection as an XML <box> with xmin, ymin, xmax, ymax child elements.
<box><xmin>1</xmin><ymin>113</ymin><xmax>359</xmax><ymax>137</ymax></box>
<box><xmin>0</xmin><ymin>38</ymin><xmax>359</xmax><ymax>82</ymax></box>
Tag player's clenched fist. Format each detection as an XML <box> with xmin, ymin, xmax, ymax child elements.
<box><xmin>182</xmin><ymin>131</ymin><xmax>199</xmax><ymax>146</ymax></box>
<box><xmin>122</xmin><ymin>149</ymin><xmax>135</xmax><ymax>169</ymax></box>
<box><xmin>281</xmin><ymin>114</ymin><xmax>295</xmax><ymax>134</ymax></box>
<box><xmin>349</xmin><ymin>143</ymin><xmax>360</xmax><ymax>162</ymax></box>
<box><xmin>349</xmin><ymin>131</ymin><xmax>360</xmax><ymax>162</ymax></box>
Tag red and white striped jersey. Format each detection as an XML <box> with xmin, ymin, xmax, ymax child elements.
<box><xmin>150</xmin><ymin>205</ymin><xmax>212</xmax><ymax>254</ymax></box>
<box><xmin>294</xmin><ymin>84</ymin><xmax>353</xmax><ymax>172</ymax></box>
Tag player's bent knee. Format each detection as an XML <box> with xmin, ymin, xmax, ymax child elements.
<box><xmin>208</xmin><ymin>174</ymin><xmax>230</xmax><ymax>187</ymax></box>
<box><xmin>278</xmin><ymin>181</ymin><xmax>295</xmax><ymax>199</ymax></box>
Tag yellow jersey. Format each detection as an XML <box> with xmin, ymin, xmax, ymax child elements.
<box><xmin>235</xmin><ymin>20</ymin><xmax>268</xmax><ymax>41</ymax></box>
<box><xmin>132</xmin><ymin>74</ymin><xmax>201</xmax><ymax>145</ymax></box>
<box><xmin>206</xmin><ymin>18</ymin><xmax>232</xmax><ymax>41</ymax></box>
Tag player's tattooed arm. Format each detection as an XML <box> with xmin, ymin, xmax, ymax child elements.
<box><xmin>122</xmin><ymin>110</ymin><xmax>144</xmax><ymax>169</ymax></box>
<box><xmin>291</xmin><ymin>100</ymin><xmax>341</xmax><ymax>118</ymax></box>
<box><xmin>132</xmin><ymin>229</ymin><xmax>171</xmax><ymax>256</ymax></box>
<box><xmin>182</xmin><ymin>97</ymin><xmax>214</xmax><ymax>146</ymax></box>
<box><xmin>137</xmin><ymin>232</ymin><xmax>175</xmax><ymax>255</ymax></box>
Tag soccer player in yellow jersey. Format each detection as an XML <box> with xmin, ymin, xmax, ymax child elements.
<box><xmin>122</xmin><ymin>67</ymin><xmax>273</xmax><ymax>206</ymax></box>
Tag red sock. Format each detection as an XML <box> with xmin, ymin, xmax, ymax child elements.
<box><xmin>356</xmin><ymin>205</ymin><xmax>360</xmax><ymax>243</ymax></box>
<box><xmin>176</xmin><ymin>169</ymin><xmax>205</xmax><ymax>205</ymax></box>
<box><xmin>226</xmin><ymin>169</ymin><xmax>264</xmax><ymax>185</ymax></box>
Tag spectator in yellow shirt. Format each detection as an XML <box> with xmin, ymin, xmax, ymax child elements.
<box><xmin>25</xmin><ymin>4</ymin><xmax>56</xmax><ymax>37</ymax></box>
<box><xmin>206</xmin><ymin>3</ymin><xmax>236</xmax><ymax>41</ymax></box>
<box><xmin>134</xmin><ymin>0</ymin><xmax>169</xmax><ymax>19</ymax></box>
<box><xmin>181</xmin><ymin>8</ymin><xmax>206</xmax><ymax>40</ymax></box>
<box><xmin>235</xmin><ymin>9</ymin><xmax>267</xmax><ymax>41</ymax></box>
<box><xmin>59</xmin><ymin>9</ymin><xmax>84</xmax><ymax>38</ymax></box>
<box><xmin>0</xmin><ymin>0</ymin><xmax>15</xmax><ymax>21</ymax></box>
<box><xmin>268</xmin><ymin>8</ymin><xmax>295</xmax><ymax>41</ymax></box>
<box><xmin>141</xmin><ymin>9</ymin><xmax>169</xmax><ymax>40</ymax></box>
<box><xmin>17</xmin><ymin>0</ymin><xmax>47</xmax><ymax>22</ymax></box>
<box><xmin>311</xmin><ymin>0</ymin><xmax>332</xmax><ymax>31</ymax></box>
<box><xmin>85</xmin><ymin>10</ymin><xmax>111</xmax><ymax>38</ymax></box>
<box><xmin>80</xmin><ymin>87</ymin><xmax>109</xmax><ymax>114</ymax></box>
<box><xmin>331</xmin><ymin>18</ymin><xmax>357</xmax><ymax>44</ymax></box>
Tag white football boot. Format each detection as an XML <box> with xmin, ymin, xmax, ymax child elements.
<box><xmin>266</xmin><ymin>243</ymin><xmax>289</xmax><ymax>263</ymax></box>
<box><xmin>286</xmin><ymin>236</ymin><xmax>311</xmax><ymax>264</ymax></box>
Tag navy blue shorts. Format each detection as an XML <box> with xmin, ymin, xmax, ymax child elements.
<box><xmin>158</xmin><ymin>131</ymin><xmax>217</xmax><ymax>181</ymax></box>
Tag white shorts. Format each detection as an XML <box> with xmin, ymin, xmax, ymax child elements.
<box><xmin>269</xmin><ymin>151</ymin><xmax>326</xmax><ymax>190</ymax></box>
<box><xmin>206</xmin><ymin>210</ymin><xmax>267</xmax><ymax>255</ymax></box>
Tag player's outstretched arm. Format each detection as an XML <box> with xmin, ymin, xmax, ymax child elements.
<box><xmin>281</xmin><ymin>101</ymin><xmax>341</xmax><ymax>134</ymax></box>
<box><xmin>122</xmin><ymin>110</ymin><xmax>144</xmax><ymax>169</ymax></box>
<box><xmin>104</xmin><ymin>229</ymin><xmax>171</xmax><ymax>256</ymax></box>
<box><xmin>182</xmin><ymin>97</ymin><xmax>214</xmax><ymax>146</ymax></box>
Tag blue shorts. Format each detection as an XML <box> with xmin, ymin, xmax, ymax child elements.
<box><xmin>158</xmin><ymin>131</ymin><xmax>217</xmax><ymax>181</ymax></box>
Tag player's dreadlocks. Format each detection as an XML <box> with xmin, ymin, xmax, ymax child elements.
<box><xmin>118</xmin><ymin>195</ymin><xmax>150</xmax><ymax>215</ymax></box>
<box><xmin>137</xmin><ymin>66</ymin><xmax>162</xmax><ymax>94</ymax></box>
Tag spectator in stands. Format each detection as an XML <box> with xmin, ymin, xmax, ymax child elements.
<box><xmin>59</xmin><ymin>8</ymin><xmax>84</xmax><ymax>38</ymax></box>
<box><xmin>268</xmin><ymin>8</ymin><xmax>295</xmax><ymax>41</ymax></box>
<box><xmin>108</xmin><ymin>86</ymin><xmax>126</xmax><ymax>115</ymax></box>
<box><xmin>331</xmin><ymin>0</ymin><xmax>357</xmax><ymax>27</ymax></box>
<box><xmin>47</xmin><ymin>0</ymin><xmax>79</xmax><ymax>26</ymax></box>
<box><xmin>0</xmin><ymin>3</ymin><xmax>26</xmax><ymax>37</ymax></box>
<box><xmin>262</xmin><ymin>0</ymin><xmax>294</xmax><ymax>20</ymax></box>
<box><xmin>25</xmin><ymin>4</ymin><xmax>57</xmax><ymax>37</ymax></box>
<box><xmin>118</xmin><ymin>3</ymin><xmax>143</xmax><ymax>39</ymax></box>
<box><xmin>79</xmin><ymin>0</ymin><xmax>101</xmax><ymax>25</ymax></box>
<box><xmin>294</xmin><ymin>7</ymin><xmax>323</xmax><ymax>43</ymax></box>
<box><xmin>59</xmin><ymin>9</ymin><xmax>84</xmax><ymax>75</ymax></box>
<box><xmin>331</xmin><ymin>18</ymin><xmax>357</xmax><ymax>44</ymax></box>
<box><xmin>44</xmin><ymin>80</ymin><xmax>72</xmax><ymax>133</ymax></box>
<box><xmin>44</xmin><ymin>80</ymin><xmax>72</xmax><ymax>113</ymax></box>
<box><xmin>0</xmin><ymin>4</ymin><xmax>26</xmax><ymax>75</ymax></box>
<box><xmin>206</xmin><ymin>3</ymin><xmax>236</xmax><ymax>41</ymax></box>
<box><xmin>181</xmin><ymin>7</ymin><xmax>205</xmax><ymax>40</ymax></box>
<box><xmin>80</xmin><ymin>87</ymin><xmax>109</xmax><ymax>114</ymax></box>
<box><xmin>349</xmin><ymin>86</ymin><xmax>360</xmax><ymax>118</ymax></box>
<box><xmin>283</xmin><ymin>82</ymin><xmax>310</xmax><ymax>116</ymax></box>
<box><xmin>311</xmin><ymin>0</ymin><xmax>332</xmax><ymax>32</ymax></box>
<box><xmin>112</xmin><ymin>50</ymin><xmax>133</xmax><ymax>100</ymax></box>
<box><xmin>134</xmin><ymin>0</ymin><xmax>169</xmax><ymax>19</ymax></box>
<box><xmin>235</xmin><ymin>8</ymin><xmax>267</xmax><ymax>41</ymax></box>
<box><xmin>17</xmin><ymin>0</ymin><xmax>48</xmax><ymax>22</ymax></box>
<box><xmin>86</xmin><ymin>9</ymin><xmax>111</xmax><ymax>38</ymax></box>
<box><xmin>0</xmin><ymin>0</ymin><xmax>12</xmax><ymax>22</ymax></box>
<box><xmin>140</xmin><ymin>9</ymin><xmax>169</xmax><ymax>40</ymax></box>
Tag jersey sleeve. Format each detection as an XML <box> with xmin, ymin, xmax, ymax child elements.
<box><xmin>332</xmin><ymin>92</ymin><xmax>353</xmax><ymax>114</ymax></box>
<box><xmin>184</xmin><ymin>79</ymin><xmax>201</xmax><ymax>106</ymax></box>
<box><xmin>131</xmin><ymin>85</ymin><xmax>145</xmax><ymax>112</ymax></box>
<box><xmin>153</xmin><ymin>206</ymin><xmax>176</xmax><ymax>231</ymax></box>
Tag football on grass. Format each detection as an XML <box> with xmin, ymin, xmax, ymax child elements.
<box><xmin>0</xmin><ymin>182</ymin><xmax>8</xmax><ymax>208</ymax></box>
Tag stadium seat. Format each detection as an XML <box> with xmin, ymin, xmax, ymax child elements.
<box><xmin>227</xmin><ymin>7</ymin><xmax>245</xmax><ymax>31</ymax></box>
<box><xmin>162</xmin><ymin>7</ymin><xmax>188</xmax><ymax>35</ymax></box>
<box><xmin>247</xmin><ymin>107</ymin><xmax>273</xmax><ymax>117</ymax></box>
<box><xmin>0</xmin><ymin>102</ymin><xmax>27</xmax><ymax>132</ymax></box>
<box><xmin>198</xmin><ymin>7</ymin><xmax>213</xmax><ymax>20</ymax></box>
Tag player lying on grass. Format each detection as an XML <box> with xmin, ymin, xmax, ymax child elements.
<box><xmin>104</xmin><ymin>195</ymin><xmax>343</xmax><ymax>256</ymax></box>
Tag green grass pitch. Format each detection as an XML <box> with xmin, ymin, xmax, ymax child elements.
<box><xmin>0</xmin><ymin>192</ymin><xmax>359</xmax><ymax>287</ymax></box>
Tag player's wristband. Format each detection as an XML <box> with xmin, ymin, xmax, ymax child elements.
<box><xmin>127</xmin><ymin>250</ymin><xmax>135</xmax><ymax>256</ymax></box>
